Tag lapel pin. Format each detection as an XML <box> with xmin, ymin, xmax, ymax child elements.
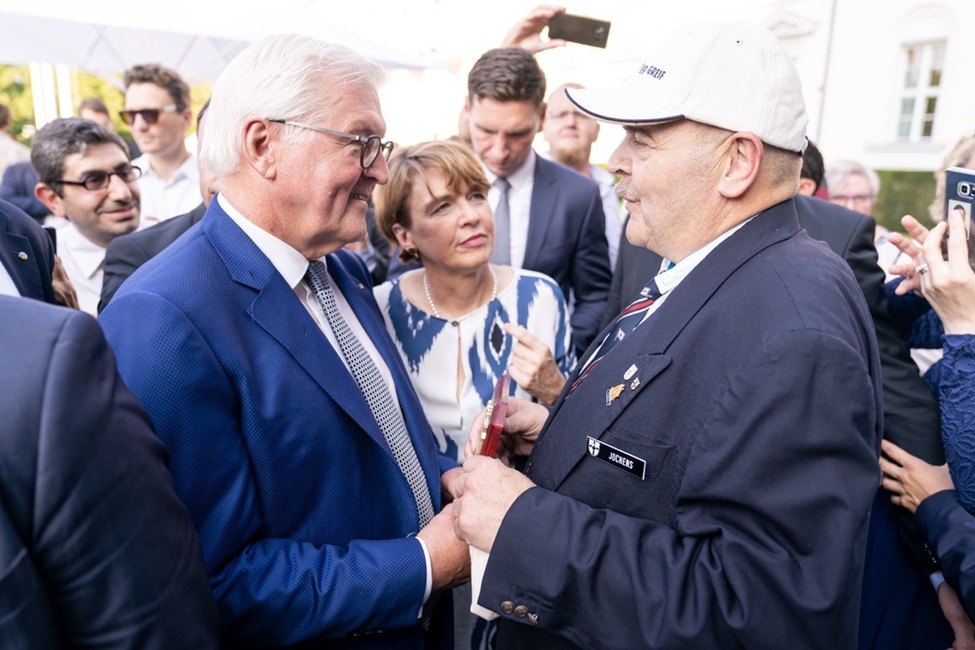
<box><xmin>606</xmin><ymin>383</ymin><xmax>624</xmax><ymax>406</ymax></box>
<box><xmin>623</xmin><ymin>364</ymin><xmax>638</xmax><ymax>380</ymax></box>
<box><xmin>18</xmin><ymin>251</ymin><xmax>28</xmax><ymax>260</ymax></box>
<box><xmin>630</xmin><ymin>377</ymin><xmax>641</xmax><ymax>391</ymax></box>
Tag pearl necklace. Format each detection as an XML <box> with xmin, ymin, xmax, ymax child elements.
<box><xmin>423</xmin><ymin>266</ymin><xmax>498</xmax><ymax>322</ymax></box>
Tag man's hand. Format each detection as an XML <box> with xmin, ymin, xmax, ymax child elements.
<box><xmin>504</xmin><ymin>323</ymin><xmax>566</xmax><ymax>405</ymax></box>
<box><xmin>501</xmin><ymin>4</ymin><xmax>567</xmax><ymax>54</ymax></box>
<box><xmin>938</xmin><ymin>582</ymin><xmax>975</xmax><ymax>650</ymax></box>
<box><xmin>441</xmin><ymin>466</ymin><xmax>464</xmax><ymax>503</ymax></box>
<box><xmin>880</xmin><ymin>439</ymin><xmax>955</xmax><ymax>514</ymax></box>
<box><xmin>452</xmin><ymin>456</ymin><xmax>535</xmax><ymax>552</ymax></box>
<box><xmin>464</xmin><ymin>396</ymin><xmax>550</xmax><ymax>462</ymax></box>
<box><xmin>886</xmin><ymin>212</ymin><xmax>975</xmax><ymax>334</ymax></box>
<box><xmin>52</xmin><ymin>255</ymin><xmax>79</xmax><ymax>310</ymax></box>
<box><xmin>416</xmin><ymin>503</ymin><xmax>471</xmax><ymax>591</ymax></box>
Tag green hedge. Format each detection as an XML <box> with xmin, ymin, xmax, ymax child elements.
<box><xmin>875</xmin><ymin>170</ymin><xmax>937</xmax><ymax>232</ymax></box>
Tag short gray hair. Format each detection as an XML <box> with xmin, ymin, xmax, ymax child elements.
<box><xmin>824</xmin><ymin>160</ymin><xmax>880</xmax><ymax>196</ymax></box>
<box><xmin>31</xmin><ymin>117</ymin><xmax>129</xmax><ymax>192</ymax></box>
<box><xmin>202</xmin><ymin>33</ymin><xmax>386</xmax><ymax>178</ymax></box>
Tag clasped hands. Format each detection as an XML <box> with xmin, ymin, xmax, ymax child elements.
<box><xmin>427</xmin><ymin>396</ymin><xmax>548</xmax><ymax>588</ymax></box>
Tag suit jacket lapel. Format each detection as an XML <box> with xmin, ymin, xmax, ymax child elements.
<box><xmin>0</xmin><ymin>217</ymin><xmax>41</xmax><ymax>299</ymax></box>
<box><xmin>530</xmin><ymin>200</ymin><xmax>803</xmax><ymax>489</ymax></box>
<box><xmin>327</xmin><ymin>253</ymin><xmax>444</xmax><ymax>505</ymax></box>
<box><xmin>203</xmin><ymin>205</ymin><xmax>392</xmax><ymax>456</ymax></box>
<box><xmin>522</xmin><ymin>156</ymin><xmax>556</xmax><ymax>270</ymax></box>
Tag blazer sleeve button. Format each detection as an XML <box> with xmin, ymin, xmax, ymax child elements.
<box><xmin>514</xmin><ymin>605</ymin><xmax>529</xmax><ymax>617</ymax></box>
<box><xmin>501</xmin><ymin>601</ymin><xmax>515</xmax><ymax>614</ymax></box>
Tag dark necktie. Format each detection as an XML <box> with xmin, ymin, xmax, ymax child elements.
<box><xmin>305</xmin><ymin>260</ymin><xmax>435</xmax><ymax>529</ymax></box>
<box><xmin>490</xmin><ymin>177</ymin><xmax>511</xmax><ymax>265</ymax></box>
<box><xmin>569</xmin><ymin>277</ymin><xmax>662</xmax><ymax>393</ymax></box>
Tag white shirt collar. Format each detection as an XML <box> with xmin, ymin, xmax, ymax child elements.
<box><xmin>132</xmin><ymin>152</ymin><xmax>197</xmax><ymax>183</ymax></box>
<box><xmin>484</xmin><ymin>149</ymin><xmax>536</xmax><ymax>189</ymax></box>
<box><xmin>652</xmin><ymin>216</ymin><xmax>755</xmax><ymax>296</ymax></box>
<box><xmin>217</xmin><ymin>193</ymin><xmax>311</xmax><ymax>289</ymax></box>
<box><xmin>61</xmin><ymin>222</ymin><xmax>107</xmax><ymax>278</ymax></box>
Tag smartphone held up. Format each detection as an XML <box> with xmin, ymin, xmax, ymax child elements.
<box><xmin>943</xmin><ymin>166</ymin><xmax>975</xmax><ymax>270</ymax></box>
<box><xmin>547</xmin><ymin>13</ymin><xmax>611</xmax><ymax>49</ymax></box>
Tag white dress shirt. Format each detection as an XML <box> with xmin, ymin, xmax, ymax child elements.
<box><xmin>0</xmin><ymin>261</ymin><xmax>20</xmax><ymax>297</ymax></box>
<box><xmin>58</xmin><ymin>222</ymin><xmax>106</xmax><ymax>315</ymax></box>
<box><xmin>133</xmin><ymin>152</ymin><xmax>201</xmax><ymax>227</ymax></box>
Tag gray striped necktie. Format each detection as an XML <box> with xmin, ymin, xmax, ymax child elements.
<box><xmin>305</xmin><ymin>260</ymin><xmax>435</xmax><ymax>529</ymax></box>
<box><xmin>490</xmin><ymin>176</ymin><xmax>511</xmax><ymax>265</ymax></box>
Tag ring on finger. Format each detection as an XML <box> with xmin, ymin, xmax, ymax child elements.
<box><xmin>916</xmin><ymin>262</ymin><xmax>930</xmax><ymax>275</ymax></box>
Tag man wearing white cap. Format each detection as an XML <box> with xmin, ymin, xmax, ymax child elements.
<box><xmin>452</xmin><ymin>22</ymin><xmax>882</xmax><ymax>648</ymax></box>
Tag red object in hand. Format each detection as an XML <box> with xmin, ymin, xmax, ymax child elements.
<box><xmin>475</xmin><ymin>374</ymin><xmax>510</xmax><ymax>457</ymax></box>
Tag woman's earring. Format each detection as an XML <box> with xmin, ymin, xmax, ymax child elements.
<box><xmin>408</xmin><ymin>248</ymin><xmax>421</xmax><ymax>261</ymax></box>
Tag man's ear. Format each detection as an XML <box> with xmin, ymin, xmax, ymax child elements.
<box><xmin>243</xmin><ymin>119</ymin><xmax>276</xmax><ymax>179</ymax></box>
<box><xmin>35</xmin><ymin>183</ymin><xmax>67</xmax><ymax>218</ymax></box>
<box><xmin>716</xmin><ymin>132</ymin><xmax>763</xmax><ymax>199</ymax></box>
<box><xmin>797</xmin><ymin>177</ymin><xmax>817</xmax><ymax>197</ymax></box>
<box><xmin>181</xmin><ymin>106</ymin><xmax>194</xmax><ymax>132</ymax></box>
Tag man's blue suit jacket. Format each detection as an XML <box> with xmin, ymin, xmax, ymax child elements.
<box><xmin>480</xmin><ymin>200</ymin><xmax>884</xmax><ymax>649</ymax></box>
<box><xmin>0</xmin><ymin>199</ymin><xmax>56</xmax><ymax>303</ymax></box>
<box><xmin>98</xmin><ymin>202</ymin><xmax>206</xmax><ymax>312</ymax></box>
<box><xmin>99</xmin><ymin>202</ymin><xmax>456</xmax><ymax>648</ymax></box>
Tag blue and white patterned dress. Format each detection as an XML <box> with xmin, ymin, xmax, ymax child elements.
<box><xmin>374</xmin><ymin>268</ymin><xmax>575</xmax><ymax>462</ymax></box>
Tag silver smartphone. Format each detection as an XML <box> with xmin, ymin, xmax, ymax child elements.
<box><xmin>944</xmin><ymin>166</ymin><xmax>975</xmax><ymax>269</ymax></box>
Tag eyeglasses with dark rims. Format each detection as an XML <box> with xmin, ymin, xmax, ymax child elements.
<box><xmin>54</xmin><ymin>164</ymin><xmax>143</xmax><ymax>191</ymax></box>
<box><xmin>268</xmin><ymin>118</ymin><xmax>393</xmax><ymax>170</ymax></box>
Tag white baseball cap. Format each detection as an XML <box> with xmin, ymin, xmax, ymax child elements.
<box><xmin>566</xmin><ymin>22</ymin><xmax>808</xmax><ymax>153</ymax></box>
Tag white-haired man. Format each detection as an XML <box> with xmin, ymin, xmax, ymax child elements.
<box><xmin>101</xmin><ymin>34</ymin><xmax>468</xmax><ymax>648</ymax></box>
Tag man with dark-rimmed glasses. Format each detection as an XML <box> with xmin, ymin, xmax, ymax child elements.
<box><xmin>123</xmin><ymin>63</ymin><xmax>198</xmax><ymax>225</ymax></box>
<box><xmin>32</xmin><ymin>117</ymin><xmax>141</xmax><ymax>314</ymax></box>
<box><xmin>100</xmin><ymin>33</ymin><xmax>468</xmax><ymax>648</ymax></box>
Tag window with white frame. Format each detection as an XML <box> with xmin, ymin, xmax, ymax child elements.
<box><xmin>896</xmin><ymin>39</ymin><xmax>945</xmax><ymax>141</ymax></box>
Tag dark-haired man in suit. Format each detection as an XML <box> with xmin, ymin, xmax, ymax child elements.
<box><xmin>463</xmin><ymin>47</ymin><xmax>611</xmax><ymax>355</ymax></box>
<box><xmin>98</xmin><ymin>100</ymin><xmax>218</xmax><ymax>312</ymax></box>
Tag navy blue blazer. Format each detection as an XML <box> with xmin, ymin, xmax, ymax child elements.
<box><xmin>916</xmin><ymin>490</ymin><xmax>975</xmax><ymax>621</ymax></box>
<box><xmin>100</xmin><ymin>202</ymin><xmax>455</xmax><ymax>648</ymax></box>
<box><xmin>98</xmin><ymin>202</ymin><xmax>206</xmax><ymax>312</ymax></box>
<box><xmin>0</xmin><ymin>199</ymin><xmax>56</xmax><ymax>303</ymax></box>
<box><xmin>524</xmin><ymin>156</ymin><xmax>611</xmax><ymax>354</ymax></box>
<box><xmin>0</xmin><ymin>297</ymin><xmax>218</xmax><ymax>648</ymax></box>
<box><xmin>481</xmin><ymin>200</ymin><xmax>883</xmax><ymax>648</ymax></box>
<box><xmin>605</xmin><ymin>194</ymin><xmax>943</xmax><ymax>465</ymax></box>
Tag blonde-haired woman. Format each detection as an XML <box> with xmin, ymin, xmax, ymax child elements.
<box><xmin>374</xmin><ymin>140</ymin><xmax>573</xmax><ymax>650</ymax></box>
<box><xmin>374</xmin><ymin>140</ymin><xmax>573</xmax><ymax>461</ymax></box>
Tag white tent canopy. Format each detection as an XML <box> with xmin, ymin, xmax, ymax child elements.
<box><xmin>0</xmin><ymin>8</ymin><xmax>433</xmax><ymax>84</ymax></box>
